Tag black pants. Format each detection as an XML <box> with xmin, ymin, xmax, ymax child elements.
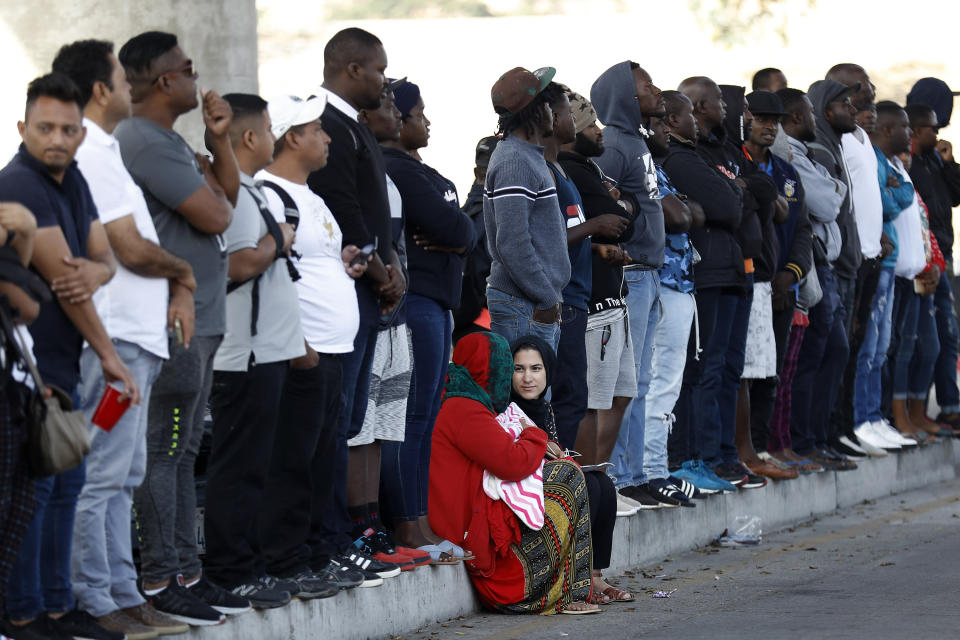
<box><xmin>749</xmin><ymin>302</ymin><xmax>795</xmax><ymax>453</ymax></box>
<box><xmin>584</xmin><ymin>469</ymin><xmax>616</xmax><ymax>570</ymax></box>
<box><xmin>552</xmin><ymin>305</ymin><xmax>589</xmax><ymax>451</ymax></box>
<box><xmin>259</xmin><ymin>354</ymin><xmax>342</xmax><ymax>576</ymax></box>
<box><xmin>204</xmin><ymin>361</ymin><xmax>288</xmax><ymax>588</ymax></box>
<box><xmin>830</xmin><ymin>258</ymin><xmax>882</xmax><ymax>441</ymax></box>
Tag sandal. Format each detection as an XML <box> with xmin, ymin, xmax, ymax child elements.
<box><xmin>560</xmin><ymin>602</ymin><xmax>602</xmax><ymax>615</ymax></box>
<box><xmin>586</xmin><ymin>590</ymin><xmax>612</xmax><ymax>605</ymax></box>
<box><xmin>416</xmin><ymin>545</ymin><xmax>460</xmax><ymax>565</ymax></box>
<box><xmin>438</xmin><ymin>539</ymin><xmax>475</xmax><ymax>561</ymax></box>
<box><xmin>601</xmin><ymin>586</ymin><xmax>634</xmax><ymax>602</ymax></box>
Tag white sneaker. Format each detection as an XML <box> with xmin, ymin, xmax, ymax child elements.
<box><xmin>616</xmin><ymin>493</ymin><xmax>640</xmax><ymax>517</ymax></box>
<box><xmin>845</xmin><ymin>431</ymin><xmax>887</xmax><ymax>457</ymax></box>
<box><xmin>854</xmin><ymin>422</ymin><xmax>899</xmax><ymax>452</ymax></box>
<box><xmin>873</xmin><ymin>419</ymin><xmax>919</xmax><ymax>447</ymax></box>
<box><xmin>838</xmin><ymin>435</ymin><xmax>867</xmax><ymax>455</ymax></box>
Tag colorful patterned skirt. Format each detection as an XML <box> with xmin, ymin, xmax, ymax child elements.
<box><xmin>495</xmin><ymin>458</ymin><xmax>593</xmax><ymax>614</ymax></box>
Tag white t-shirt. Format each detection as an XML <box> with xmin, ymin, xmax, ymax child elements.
<box><xmin>255</xmin><ymin>170</ymin><xmax>359</xmax><ymax>353</ymax></box>
<box><xmin>842</xmin><ymin>127</ymin><xmax>883</xmax><ymax>259</ymax></box>
<box><xmin>76</xmin><ymin>118</ymin><xmax>168</xmax><ymax>359</ymax></box>
<box><xmin>889</xmin><ymin>157</ymin><xmax>926</xmax><ymax>279</ymax></box>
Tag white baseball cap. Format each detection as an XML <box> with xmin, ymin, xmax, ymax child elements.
<box><xmin>268</xmin><ymin>94</ymin><xmax>327</xmax><ymax>140</ymax></box>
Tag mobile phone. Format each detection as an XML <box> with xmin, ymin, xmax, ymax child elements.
<box><xmin>350</xmin><ymin>242</ymin><xmax>377</xmax><ymax>267</ymax></box>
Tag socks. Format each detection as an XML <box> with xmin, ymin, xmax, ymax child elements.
<box><xmin>366</xmin><ymin>502</ymin><xmax>382</xmax><ymax>530</ymax></box>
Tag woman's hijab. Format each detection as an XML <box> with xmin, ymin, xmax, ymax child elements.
<box><xmin>509</xmin><ymin>335</ymin><xmax>557</xmax><ymax>437</ymax></box>
<box><xmin>443</xmin><ymin>332</ymin><xmax>513</xmax><ymax>414</ymax></box>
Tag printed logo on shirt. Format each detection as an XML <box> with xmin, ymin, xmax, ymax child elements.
<box><xmin>443</xmin><ymin>189</ymin><xmax>457</xmax><ymax>203</ymax></box>
<box><xmin>566</xmin><ymin>204</ymin><xmax>587</xmax><ymax>228</ymax></box>
<box><xmin>641</xmin><ymin>153</ymin><xmax>661</xmax><ymax>200</ymax></box>
<box><xmin>783</xmin><ymin>178</ymin><xmax>797</xmax><ymax>200</ymax></box>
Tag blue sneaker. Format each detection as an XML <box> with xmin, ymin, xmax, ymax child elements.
<box><xmin>695</xmin><ymin>460</ymin><xmax>738</xmax><ymax>493</ymax></box>
<box><xmin>672</xmin><ymin>460</ymin><xmax>720</xmax><ymax>495</ymax></box>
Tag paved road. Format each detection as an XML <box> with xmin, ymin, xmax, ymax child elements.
<box><xmin>405</xmin><ymin>478</ymin><xmax>960</xmax><ymax>640</ymax></box>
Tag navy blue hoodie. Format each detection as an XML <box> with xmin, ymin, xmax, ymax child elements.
<box><xmin>383</xmin><ymin>147</ymin><xmax>477</xmax><ymax>310</ymax></box>
<box><xmin>590</xmin><ymin>61</ymin><xmax>664</xmax><ymax>268</ymax></box>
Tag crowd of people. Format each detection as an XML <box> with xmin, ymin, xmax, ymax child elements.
<box><xmin>0</xmin><ymin>23</ymin><xmax>958</xmax><ymax>639</ymax></box>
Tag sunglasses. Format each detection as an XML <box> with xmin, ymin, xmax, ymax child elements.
<box><xmin>152</xmin><ymin>60</ymin><xmax>197</xmax><ymax>85</ymax></box>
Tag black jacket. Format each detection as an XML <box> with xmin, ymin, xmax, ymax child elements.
<box><xmin>718</xmin><ymin>85</ymin><xmax>779</xmax><ymax>271</ymax></box>
<box><xmin>383</xmin><ymin>147</ymin><xmax>477</xmax><ymax>310</ymax></box>
<box><xmin>909</xmin><ymin>149</ymin><xmax>960</xmax><ymax>259</ymax></box>
<box><xmin>662</xmin><ymin>134</ymin><xmax>745</xmax><ymax>290</ymax></box>
<box><xmin>453</xmin><ymin>182</ymin><xmax>490</xmax><ymax>333</ymax></box>
<box><xmin>308</xmin><ymin>103</ymin><xmax>395</xmax><ymax>307</ymax></box>
<box><xmin>558</xmin><ymin>150</ymin><xmax>635</xmax><ymax>313</ymax></box>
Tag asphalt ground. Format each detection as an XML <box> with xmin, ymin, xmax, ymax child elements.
<box><xmin>402</xmin><ymin>477</ymin><xmax>960</xmax><ymax>640</ymax></box>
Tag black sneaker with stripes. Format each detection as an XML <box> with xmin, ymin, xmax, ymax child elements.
<box><xmin>336</xmin><ymin>550</ymin><xmax>401</xmax><ymax>579</ymax></box>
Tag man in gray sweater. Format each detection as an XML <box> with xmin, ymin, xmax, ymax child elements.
<box><xmin>484</xmin><ymin>66</ymin><xmax>571</xmax><ymax>349</ymax></box>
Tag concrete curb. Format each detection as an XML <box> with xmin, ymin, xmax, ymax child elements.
<box><xmin>187</xmin><ymin>440</ymin><xmax>957</xmax><ymax>640</ymax></box>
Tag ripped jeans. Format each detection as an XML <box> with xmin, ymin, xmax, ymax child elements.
<box><xmin>642</xmin><ymin>287</ymin><xmax>695</xmax><ymax>481</ymax></box>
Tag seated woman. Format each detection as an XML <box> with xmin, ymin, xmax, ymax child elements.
<box><xmin>429</xmin><ymin>332</ymin><xmax>599</xmax><ymax>614</ymax></box>
<box><xmin>510</xmin><ymin>336</ymin><xmax>632</xmax><ymax>604</ymax></box>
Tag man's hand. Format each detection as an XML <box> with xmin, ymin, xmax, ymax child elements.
<box><xmin>532</xmin><ymin>304</ymin><xmax>560</xmax><ymax>325</ymax></box>
<box><xmin>0</xmin><ymin>203</ymin><xmax>37</xmax><ymax>237</ymax></box>
<box><xmin>50</xmin><ymin>256</ymin><xmax>110</xmax><ymax>303</ymax></box>
<box><xmin>279</xmin><ymin>222</ymin><xmax>296</xmax><ymax>255</ymax></box>
<box><xmin>587</xmin><ymin>214</ymin><xmax>629</xmax><ymax>239</ymax></box>
<box><xmin>201</xmin><ymin>89</ymin><xmax>232</xmax><ymax>140</ymax></box>
<box><xmin>167</xmin><ymin>282</ymin><xmax>195</xmax><ymax>349</ymax></box>
<box><xmin>880</xmin><ymin>231</ymin><xmax>894</xmax><ymax>259</ymax></box>
<box><xmin>412</xmin><ymin>233</ymin><xmax>465</xmax><ymax>254</ymax></box>
<box><xmin>101</xmin><ymin>353</ymin><xmax>140</xmax><ymax>405</ymax></box>
<box><xmin>734</xmin><ymin>177</ymin><xmax>748</xmax><ymax>189</ymax></box>
<box><xmin>196</xmin><ymin>154</ymin><xmax>226</xmax><ymax>192</ymax></box>
<box><xmin>937</xmin><ymin>139</ymin><xmax>954</xmax><ymax>164</ymax></box>
<box><xmin>341</xmin><ymin>245</ymin><xmax>368</xmax><ymax>279</ymax></box>
<box><xmin>771</xmin><ymin>270</ymin><xmax>796</xmax><ymax>311</ymax></box>
<box><xmin>290</xmin><ymin>341</ymin><xmax>320</xmax><ymax>370</ymax></box>
<box><xmin>379</xmin><ymin>264</ymin><xmax>405</xmax><ymax>302</ymax></box>
<box><xmin>603</xmin><ymin>181</ymin><xmax>621</xmax><ymax>201</ymax></box>
<box><xmin>887</xmin><ymin>172</ymin><xmax>901</xmax><ymax>188</ymax></box>
<box><xmin>594</xmin><ymin>243</ymin><xmax>631</xmax><ymax>265</ymax></box>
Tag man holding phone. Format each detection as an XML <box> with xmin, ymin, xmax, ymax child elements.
<box><xmin>256</xmin><ymin>94</ymin><xmax>380</xmax><ymax>587</ymax></box>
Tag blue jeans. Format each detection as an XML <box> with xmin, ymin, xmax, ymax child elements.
<box><xmin>73</xmin><ymin>342</ymin><xmax>163</xmax><ymax>617</ymax></box>
<box><xmin>712</xmin><ymin>276</ymin><xmax>753</xmax><ymax>467</ymax></box>
<box><xmin>692</xmin><ymin>288</ymin><xmax>739</xmax><ymax>466</ymax></box>
<box><xmin>905</xmin><ymin>294</ymin><xmax>940</xmax><ymax>399</ymax></box>
<box><xmin>643</xmin><ymin>288</ymin><xmax>694</xmax><ymax>480</ymax></box>
<box><xmin>7</xmin><ymin>387</ymin><xmax>86</xmax><ymax>620</ymax></box>
<box><xmin>791</xmin><ymin>264</ymin><xmax>848</xmax><ymax>452</ymax></box>
<box><xmin>487</xmin><ymin>288</ymin><xmax>560</xmax><ymax>351</ymax></box>
<box><xmin>610</xmin><ymin>269</ymin><xmax>660</xmax><ymax>488</ymax></box>
<box><xmin>382</xmin><ymin>294</ymin><xmax>451</xmax><ymax>522</ymax></box>
<box><xmin>853</xmin><ymin>267</ymin><xmax>895</xmax><ymax>426</ymax></box>
<box><xmin>934</xmin><ymin>268</ymin><xmax>960</xmax><ymax>413</ymax></box>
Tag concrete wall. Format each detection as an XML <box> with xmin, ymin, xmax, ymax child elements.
<box><xmin>0</xmin><ymin>0</ymin><xmax>257</xmax><ymax>156</ymax></box>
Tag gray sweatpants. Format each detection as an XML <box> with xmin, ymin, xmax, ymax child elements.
<box><xmin>134</xmin><ymin>335</ymin><xmax>221</xmax><ymax>584</ymax></box>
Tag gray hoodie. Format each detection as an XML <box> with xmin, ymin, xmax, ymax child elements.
<box><xmin>590</xmin><ymin>61</ymin><xmax>664</xmax><ymax>268</ymax></box>
<box><xmin>807</xmin><ymin>79</ymin><xmax>860</xmax><ymax>280</ymax></box>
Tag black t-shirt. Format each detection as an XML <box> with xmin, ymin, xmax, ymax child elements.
<box><xmin>0</xmin><ymin>145</ymin><xmax>98</xmax><ymax>390</ymax></box>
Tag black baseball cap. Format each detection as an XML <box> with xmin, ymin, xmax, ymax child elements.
<box><xmin>475</xmin><ymin>135</ymin><xmax>500</xmax><ymax>168</ymax></box>
<box><xmin>746</xmin><ymin>90</ymin><xmax>786</xmax><ymax>116</ymax></box>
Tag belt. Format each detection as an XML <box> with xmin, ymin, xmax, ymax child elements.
<box><xmin>623</xmin><ymin>263</ymin><xmax>656</xmax><ymax>272</ymax></box>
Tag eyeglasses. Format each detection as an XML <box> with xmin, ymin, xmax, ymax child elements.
<box><xmin>151</xmin><ymin>60</ymin><xmax>197</xmax><ymax>85</ymax></box>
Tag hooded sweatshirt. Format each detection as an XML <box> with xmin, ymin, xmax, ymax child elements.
<box><xmin>590</xmin><ymin>61</ymin><xmax>664</xmax><ymax>268</ymax></box>
<box><xmin>806</xmin><ymin>80</ymin><xmax>860</xmax><ymax>280</ymax></box>
<box><xmin>909</xmin><ymin>147</ymin><xmax>960</xmax><ymax>258</ymax></box>
<box><xmin>662</xmin><ymin>132</ymin><xmax>744</xmax><ymax>290</ymax></box>
<box><xmin>719</xmin><ymin>84</ymin><xmax>779</xmax><ymax>280</ymax></box>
